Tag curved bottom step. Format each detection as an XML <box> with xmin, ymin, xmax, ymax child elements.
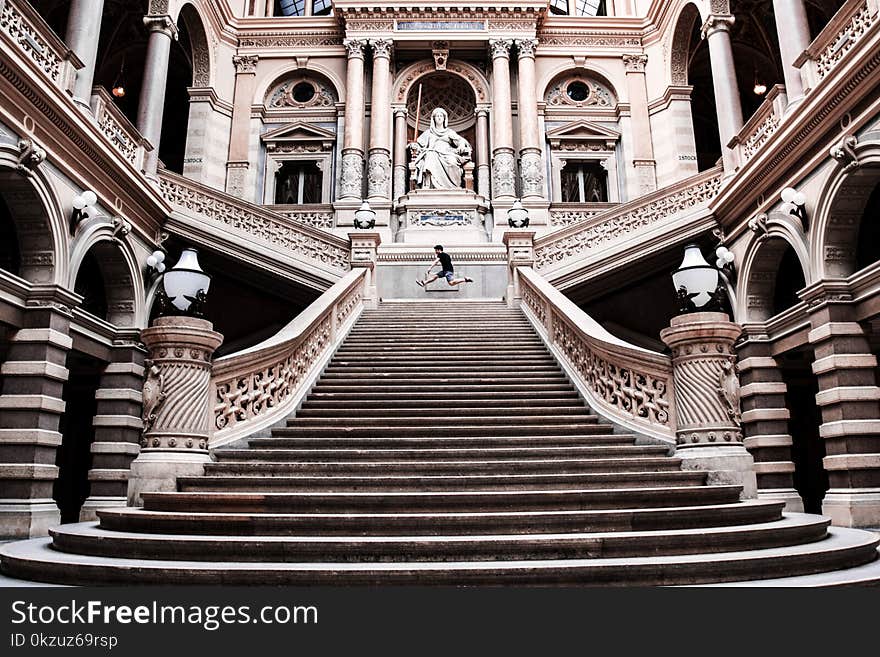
<box><xmin>2</xmin><ymin>526</ymin><xmax>878</xmax><ymax>586</ymax></box>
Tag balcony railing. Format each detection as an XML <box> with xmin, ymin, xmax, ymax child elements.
<box><xmin>728</xmin><ymin>85</ymin><xmax>788</xmax><ymax>168</ymax></box>
<box><xmin>0</xmin><ymin>0</ymin><xmax>82</xmax><ymax>95</ymax></box>
<box><xmin>548</xmin><ymin>202</ymin><xmax>616</xmax><ymax>228</ymax></box>
<box><xmin>90</xmin><ymin>86</ymin><xmax>152</xmax><ymax>170</ymax></box>
<box><xmin>264</xmin><ymin>204</ymin><xmax>335</xmax><ymax>230</ymax></box>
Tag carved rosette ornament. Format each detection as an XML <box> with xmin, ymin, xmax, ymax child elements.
<box><xmin>660</xmin><ymin>312</ymin><xmax>744</xmax><ymax>447</ymax></box>
<box><xmin>368</xmin><ymin>149</ymin><xmax>391</xmax><ymax>199</ymax></box>
<box><xmin>340</xmin><ymin>149</ymin><xmax>364</xmax><ymax>199</ymax></box>
<box><xmin>492</xmin><ymin>148</ymin><xmax>516</xmax><ymax>198</ymax></box>
<box><xmin>139</xmin><ymin>316</ymin><xmax>223</xmax><ymax>452</ymax></box>
<box><xmin>520</xmin><ymin>149</ymin><xmax>544</xmax><ymax>197</ymax></box>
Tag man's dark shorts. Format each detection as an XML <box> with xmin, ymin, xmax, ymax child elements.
<box><xmin>439</xmin><ymin>271</ymin><xmax>455</xmax><ymax>282</ymax></box>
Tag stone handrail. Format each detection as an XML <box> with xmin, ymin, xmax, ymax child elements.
<box><xmin>210</xmin><ymin>267</ymin><xmax>366</xmax><ymax>447</ymax></box>
<box><xmin>90</xmin><ymin>86</ymin><xmax>152</xmax><ymax>170</ymax></box>
<box><xmin>548</xmin><ymin>203</ymin><xmax>617</xmax><ymax>228</ymax></box>
<box><xmin>727</xmin><ymin>84</ymin><xmax>788</xmax><ymax>167</ymax></box>
<box><xmin>795</xmin><ymin>0</ymin><xmax>879</xmax><ymax>88</ymax></box>
<box><xmin>517</xmin><ymin>267</ymin><xmax>676</xmax><ymax>444</ymax></box>
<box><xmin>158</xmin><ymin>171</ymin><xmax>350</xmax><ymax>275</ymax></box>
<box><xmin>534</xmin><ymin>167</ymin><xmax>722</xmax><ymax>274</ymax></box>
<box><xmin>0</xmin><ymin>0</ymin><xmax>82</xmax><ymax>95</ymax></box>
<box><xmin>264</xmin><ymin>204</ymin><xmax>335</xmax><ymax>230</ymax></box>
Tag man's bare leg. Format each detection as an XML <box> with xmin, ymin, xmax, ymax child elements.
<box><xmin>417</xmin><ymin>273</ymin><xmax>440</xmax><ymax>287</ymax></box>
<box><xmin>447</xmin><ymin>276</ymin><xmax>474</xmax><ymax>286</ymax></box>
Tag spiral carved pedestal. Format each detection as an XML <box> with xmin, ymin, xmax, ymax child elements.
<box><xmin>660</xmin><ymin>312</ymin><xmax>757</xmax><ymax>498</ymax></box>
<box><xmin>127</xmin><ymin>317</ymin><xmax>224</xmax><ymax>506</ymax></box>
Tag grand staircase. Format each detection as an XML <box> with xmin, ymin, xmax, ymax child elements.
<box><xmin>2</xmin><ymin>301</ymin><xmax>880</xmax><ymax>585</ymax></box>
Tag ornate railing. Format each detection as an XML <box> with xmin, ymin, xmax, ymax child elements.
<box><xmin>265</xmin><ymin>204</ymin><xmax>335</xmax><ymax>230</ymax></box>
<box><xmin>158</xmin><ymin>171</ymin><xmax>350</xmax><ymax>274</ymax></box>
<box><xmin>90</xmin><ymin>86</ymin><xmax>152</xmax><ymax>169</ymax></box>
<box><xmin>728</xmin><ymin>85</ymin><xmax>787</xmax><ymax>167</ymax></box>
<box><xmin>518</xmin><ymin>267</ymin><xmax>676</xmax><ymax>443</ymax></box>
<box><xmin>0</xmin><ymin>0</ymin><xmax>82</xmax><ymax>95</ymax></box>
<box><xmin>210</xmin><ymin>268</ymin><xmax>366</xmax><ymax>447</ymax></box>
<box><xmin>796</xmin><ymin>0</ymin><xmax>879</xmax><ymax>87</ymax></box>
<box><xmin>534</xmin><ymin>168</ymin><xmax>722</xmax><ymax>273</ymax></box>
<box><xmin>548</xmin><ymin>203</ymin><xmax>616</xmax><ymax>228</ymax></box>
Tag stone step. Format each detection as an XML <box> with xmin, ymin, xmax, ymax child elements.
<box><xmin>335</xmin><ymin>343</ymin><xmax>548</xmax><ymax>351</ymax></box>
<box><xmin>300</xmin><ymin>397</ymin><xmax>583</xmax><ymax>409</ymax></box>
<box><xmin>295</xmin><ymin>406</ymin><xmax>589</xmax><ymax>418</ymax></box>
<box><xmin>176</xmin><ymin>471</ymin><xmax>708</xmax><ymax>493</ymax></box>
<box><xmin>7</xmin><ymin>526</ymin><xmax>877</xmax><ymax>585</ymax></box>
<box><xmin>286</xmin><ymin>414</ymin><xmax>599</xmax><ymax>427</ymax></box>
<box><xmin>323</xmin><ymin>364</ymin><xmax>561</xmax><ymax>374</ymax></box>
<box><xmin>46</xmin><ymin>515</ymin><xmax>830</xmax><ymax>563</ymax></box>
<box><xmin>265</xmin><ymin>430</ymin><xmax>621</xmax><ymax>444</ymax></box>
<box><xmin>223</xmin><ymin>445</ymin><xmax>673</xmax><ymax>461</ymax></box>
<box><xmin>139</xmin><ymin>486</ymin><xmax>745</xmax><ymax>514</ymax></box>
<box><xmin>303</xmin><ymin>392</ymin><xmax>582</xmax><ymax>402</ymax></box>
<box><xmin>312</xmin><ymin>377</ymin><xmax>572</xmax><ymax>386</ymax></box>
<box><xmin>205</xmin><ymin>456</ymin><xmax>684</xmax><ymax>475</ymax></box>
<box><xmin>328</xmin><ymin>355</ymin><xmax>555</xmax><ymax>364</ymax></box>
<box><xmin>93</xmin><ymin>500</ymin><xmax>786</xmax><ymax>536</ymax></box>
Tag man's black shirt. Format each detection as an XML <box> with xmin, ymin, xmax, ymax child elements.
<box><xmin>438</xmin><ymin>252</ymin><xmax>453</xmax><ymax>272</ymax></box>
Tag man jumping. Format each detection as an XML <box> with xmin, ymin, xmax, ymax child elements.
<box><xmin>417</xmin><ymin>245</ymin><xmax>474</xmax><ymax>288</ymax></box>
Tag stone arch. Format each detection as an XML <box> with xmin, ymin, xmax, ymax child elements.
<box><xmin>738</xmin><ymin>226</ymin><xmax>811</xmax><ymax>322</ymax></box>
<box><xmin>262</xmin><ymin>69</ymin><xmax>339</xmax><ymax>109</ymax></box>
<box><xmin>812</xmin><ymin>140</ymin><xmax>880</xmax><ymax>279</ymax></box>
<box><xmin>539</xmin><ymin>63</ymin><xmax>620</xmax><ymax>107</ymax></box>
<box><xmin>392</xmin><ymin>60</ymin><xmax>491</xmax><ymax>109</ymax></box>
<box><xmin>0</xmin><ymin>146</ymin><xmax>68</xmax><ymax>286</ymax></box>
<box><xmin>69</xmin><ymin>232</ymin><xmax>143</xmax><ymax>328</ymax></box>
<box><xmin>177</xmin><ymin>2</ymin><xmax>212</xmax><ymax>88</ymax></box>
<box><xmin>670</xmin><ymin>2</ymin><xmax>704</xmax><ymax>86</ymax></box>
<box><xmin>255</xmin><ymin>62</ymin><xmax>345</xmax><ymax>105</ymax></box>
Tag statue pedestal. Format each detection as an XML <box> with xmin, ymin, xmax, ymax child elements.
<box><xmin>395</xmin><ymin>188</ymin><xmax>490</xmax><ymax>244</ymax></box>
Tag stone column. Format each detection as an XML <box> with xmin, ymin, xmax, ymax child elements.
<box><xmin>79</xmin><ymin>338</ymin><xmax>147</xmax><ymax>520</ymax></box>
<box><xmin>349</xmin><ymin>233</ymin><xmax>382</xmax><ymax>309</ymax></box>
<box><xmin>489</xmin><ymin>39</ymin><xmax>516</xmax><ymax>200</ymax></box>
<box><xmin>660</xmin><ymin>312</ymin><xmax>757</xmax><ymax>499</ymax></box>
<box><xmin>367</xmin><ymin>39</ymin><xmax>393</xmax><ymax>202</ymax></box>
<box><xmin>701</xmin><ymin>15</ymin><xmax>744</xmax><ymax>173</ymax></box>
<box><xmin>340</xmin><ymin>39</ymin><xmax>368</xmax><ymax>200</ymax></box>
<box><xmin>225</xmin><ymin>55</ymin><xmax>259</xmax><ymax>200</ymax></box>
<box><xmin>502</xmin><ymin>231</ymin><xmax>536</xmax><ymax>307</ymax></box>
<box><xmin>392</xmin><ymin>107</ymin><xmax>408</xmax><ymax>202</ymax></box>
<box><xmin>475</xmin><ymin>107</ymin><xmax>491</xmax><ymax>198</ymax></box>
<box><xmin>737</xmin><ymin>330</ymin><xmax>803</xmax><ymax>511</ymax></box>
<box><xmin>514</xmin><ymin>39</ymin><xmax>545</xmax><ymax>199</ymax></box>
<box><xmin>622</xmin><ymin>54</ymin><xmax>657</xmax><ymax>194</ymax></box>
<box><xmin>0</xmin><ymin>287</ymin><xmax>77</xmax><ymax>538</ymax></box>
<box><xmin>137</xmin><ymin>13</ymin><xmax>178</xmax><ymax>177</ymax></box>
<box><xmin>127</xmin><ymin>317</ymin><xmax>223</xmax><ymax>506</ymax></box>
<box><xmin>772</xmin><ymin>0</ymin><xmax>811</xmax><ymax>104</ymax></box>
<box><xmin>65</xmin><ymin>0</ymin><xmax>106</xmax><ymax>108</ymax></box>
<box><xmin>801</xmin><ymin>281</ymin><xmax>880</xmax><ymax>527</ymax></box>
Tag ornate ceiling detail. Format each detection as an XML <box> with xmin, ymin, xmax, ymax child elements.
<box><xmin>405</xmin><ymin>72</ymin><xmax>476</xmax><ymax>129</ymax></box>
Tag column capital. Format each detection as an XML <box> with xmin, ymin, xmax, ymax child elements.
<box><xmin>370</xmin><ymin>38</ymin><xmax>393</xmax><ymax>59</ymax></box>
<box><xmin>232</xmin><ymin>54</ymin><xmax>258</xmax><ymax>74</ymax></box>
<box><xmin>701</xmin><ymin>14</ymin><xmax>735</xmax><ymax>39</ymax></box>
<box><xmin>622</xmin><ymin>53</ymin><xmax>648</xmax><ymax>73</ymax></box>
<box><xmin>475</xmin><ymin>106</ymin><xmax>490</xmax><ymax>118</ymax></box>
<box><xmin>514</xmin><ymin>38</ymin><xmax>538</xmax><ymax>59</ymax></box>
<box><xmin>143</xmin><ymin>14</ymin><xmax>178</xmax><ymax>39</ymax></box>
<box><xmin>488</xmin><ymin>38</ymin><xmax>513</xmax><ymax>60</ymax></box>
<box><xmin>393</xmin><ymin>106</ymin><xmax>408</xmax><ymax>118</ymax></box>
<box><xmin>344</xmin><ymin>38</ymin><xmax>368</xmax><ymax>59</ymax></box>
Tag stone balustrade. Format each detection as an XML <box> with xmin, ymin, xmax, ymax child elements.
<box><xmin>796</xmin><ymin>0</ymin><xmax>880</xmax><ymax>88</ymax></box>
<box><xmin>0</xmin><ymin>0</ymin><xmax>82</xmax><ymax>95</ymax></box>
<box><xmin>517</xmin><ymin>266</ymin><xmax>676</xmax><ymax>444</ymax></box>
<box><xmin>534</xmin><ymin>168</ymin><xmax>722</xmax><ymax>275</ymax></box>
<box><xmin>727</xmin><ymin>85</ymin><xmax>788</xmax><ymax>167</ymax></box>
<box><xmin>90</xmin><ymin>86</ymin><xmax>153</xmax><ymax>170</ymax></box>
<box><xmin>158</xmin><ymin>171</ymin><xmax>350</xmax><ymax>275</ymax></box>
<box><xmin>548</xmin><ymin>203</ymin><xmax>617</xmax><ymax>228</ymax></box>
<box><xmin>210</xmin><ymin>268</ymin><xmax>367</xmax><ymax>447</ymax></box>
<box><xmin>264</xmin><ymin>204</ymin><xmax>335</xmax><ymax>230</ymax></box>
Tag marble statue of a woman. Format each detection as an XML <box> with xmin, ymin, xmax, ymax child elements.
<box><xmin>410</xmin><ymin>108</ymin><xmax>472</xmax><ymax>190</ymax></box>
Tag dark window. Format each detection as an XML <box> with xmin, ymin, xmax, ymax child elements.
<box><xmin>0</xmin><ymin>196</ymin><xmax>21</xmax><ymax>276</ymax></box>
<box><xmin>576</xmin><ymin>0</ymin><xmax>607</xmax><ymax>16</ymax></box>
<box><xmin>561</xmin><ymin>161</ymin><xmax>608</xmax><ymax>203</ymax></box>
<box><xmin>312</xmin><ymin>0</ymin><xmax>332</xmax><ymax>16</ymax></box>
<box><xmin>74</xmin><ymin>252</ymin><xmax>109</xmax><ymax>320</ymax></box>
<box><xmin>549</xmin><ymin>0</ymin><xmax>569</xmax><ymax>15</ymax></box>
<box><xmin>772</xmin><ymin>247</ymin><xmax>806</xmax><ymax>316</ymax></box>
<box><xmin>566</xmin><ymin>81</ymin><xmax>590</xmax><ymax>102</ymax></box>
<box><xmin>275</xmin><ymin>0</ymin><xmax>306</xmax><ymax>16</ymax></box>
<box><xmin>275</xmin><ymin>161</ymin><xmax>323</xmax><ymax>204</ymax></box>
<box><xmin>292</xmin><ymin>82</ymin><xmax>316</xmax><ymax>103</ymax></box>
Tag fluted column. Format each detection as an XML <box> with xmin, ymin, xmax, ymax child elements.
<box><xmin>340</xmin><ymin>39</ymin><xmax>368</xmax><ymax>200</ymax></box>
<box><xmin>127</xmin><ymin>317</ymin><xmax>223</xmax><ymax>506</ymax></box>
<box><xmin>392</xmin><ymin>107</ymin><xmax>408</xmax><ymax>202</ymax></box>
<box><xmin>701</xmin><ymin>15</ymin><xmax>744</xmax><ymax>173</ymax></box>
<box><xmin>489</xmin><ymin>39</ymin><xmax>516</xmax><ymax>199</ymax></box>
<box><xmin>772</xmin><ymin>0</ymin><xmax>811</xmax><ymax>104</ymax></box>
<box><xmin>137</xmin><ymin>13</ymin><xmax>178</xmax><ymax>177</ymax></box>
<box><xmin>367</xmin><ymin>39</ymin><xmax>393</xmax><ymax>202</ymax></box>
<box><xmin>65</xmin><ymin>0</ymin><xmax>106</xmax><ymax>107</ymax></box>
<box><xmin>514</xmin><ymin>39</ymin><xmax>544</xmax><ymax>199</ymax></box>
<box><xmin>225</xmin><ymin>54</ymin><xmax>259</xmax><ymax>199</ymax></box>
<box><xmin>475</xmin><ymin>107</ymin><xmax>490</xmax><ymax>198</ymax></box>
<box><xmin>622</xmin><ymin>54</ymin><xmax>657</xmax><ymax>194</ymax></box>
